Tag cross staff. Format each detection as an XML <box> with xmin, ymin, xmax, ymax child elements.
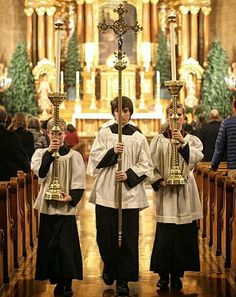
<box><xmin>98</xmin><ymin>4</ymin><xmax>142</xmax><ymax>247</ymax></box>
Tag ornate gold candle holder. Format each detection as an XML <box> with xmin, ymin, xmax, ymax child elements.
<box><xmin>44</xmin><ymin>92</ymin><xmax>67</xmax><ymax>200</ymax></box>
<box><xmin>165</xmin><ymin>80</ymin><xmax>186</xmax><ymax>185</ymax></box>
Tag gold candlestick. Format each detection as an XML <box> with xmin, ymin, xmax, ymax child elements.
<box><xmin>44</xmin><ymin>19</ymin><xmax>67</xmax><ymax>200</ymax></box>
<box><xmin>165</xmin><ymin>10</ymin><xmax>186</xmax><ymax>186</ymax></box>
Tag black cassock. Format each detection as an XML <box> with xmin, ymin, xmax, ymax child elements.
<box><xmin>35</xmin><ymin>213</ymin><xmax>83</xmax><ymax>283</ymax></box>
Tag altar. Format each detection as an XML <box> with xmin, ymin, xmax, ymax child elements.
<box><xmin>72</xmin><ymin>112</ymin><xmax>162</xmax><ymax>137</ymax></box>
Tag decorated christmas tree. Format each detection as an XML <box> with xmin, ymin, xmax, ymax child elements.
<box><xmin>64</xmin><ymin>29</ymin><xmax>81</xmax><ymax>89</ymax></box>
<box><xmin>201</xmin><ymin>41</ymin><xmax>232</xmax><ymax>118</ymax></box>
<box><xmin>3</xmin><ymin>42</ymin><xmax>37</xmax><ymax>115</ymax></box>
<box><xmin>155</xmin><ymin>30</ymin><xmax>171</xmax><ymax>86</ymax></box>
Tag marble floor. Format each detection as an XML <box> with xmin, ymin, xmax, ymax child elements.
<box><xmin>1</xmin><ymin>179</ymin><xmax>236</xmax><ymax>297</ymax></box>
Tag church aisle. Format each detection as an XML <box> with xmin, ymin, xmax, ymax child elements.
<box><xmin>1</xmin><ymin>179</ymin><xmax>236</xmax><ymax>297</ymax></box>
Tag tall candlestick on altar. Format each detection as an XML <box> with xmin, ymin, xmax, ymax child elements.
<box><xmin>55</xmin><ymin>19</ymin><xmax>63</xmax><ymax>92</ymax></box>
<box><xmin>76</xmin><ymin>71</ymin><xmax>80</xmax><ymax>85</ymax></box>
<box><xmin>156</xmin><ymin>70</ymin><xmax>160</xmax><ymax>85</ymax></box>
<box><xmin>168</xmin><ymin>10</ymin><xmax>177</xmax><ymax>81</ymax></box>
<box><xmin>60</xmin><ymin>71</ymin><xmax>64</xmax><ymax>92</ymax></box>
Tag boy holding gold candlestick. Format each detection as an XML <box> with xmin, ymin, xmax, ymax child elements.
<box><xmin>31</xmin><ymin>117</ymin><xmax>86</xmax><ymax>297</ymax></box>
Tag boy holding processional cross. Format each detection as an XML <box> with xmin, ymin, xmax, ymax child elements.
<box><xmin>87</xmin><ymin>96</ymin><xmax>153</xmax><ymax>296</ymax></box>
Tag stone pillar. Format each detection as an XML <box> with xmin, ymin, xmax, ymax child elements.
<box><xmin>180</xmin><ymin>6</ymin><xmax>190</xmax><ymax>63</ymax></box>
<box><xmin>202</xmin><ymin>7</ymin><xmax>212</xmax><ymax>67</ymax></box>
<box><xmin>36</xmin><ymin>7</ymin><xmax>46</xmax><ymax>61</ymax></box>
<box><xmin>46</xmin><ymin>7</ymin><xmax>56</xmax><ymax>63</ymax></box>
<box><xmin>24</xmin><ymin>8</ymin><xmax>34</xmax><ymax>61</ymax></box>
<box><xmin>190</xmin><ymin>6</ymin><xmax>200</xmax><ymax>60</ymax></box>
<box><xmin>77</xmin><ymin>0</ymin><xmax>85</xmax><ymax>44</ymax></box>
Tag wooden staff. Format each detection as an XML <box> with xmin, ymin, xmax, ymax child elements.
<box><xmin>98</xmin><ymin>4</ymin><xmax>142</xmax><ymax>247</ymax></box>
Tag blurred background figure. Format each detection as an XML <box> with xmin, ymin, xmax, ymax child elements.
<box><xmin>0</xmin><ymin>108</ymin><xmax>30</xmax><ymax>181</ymax></box>
<box><xmin>27</xmin><ymin>117</ymin><xmax>48</xmax><ymax>151</ymax></box>
<box><xmin>195</xmin><ymin>109</ymin><xmax>222</xmax><ymax>162</ymax></box>
<box><xmin>8</xmin><ymin>112</ymin><xmax>34</xmax><ymax>160</ymax></box>
<box><xmin>65</xmin><ymin>123</ymin><xmax>79</xmax><ymax>148</ymax></box>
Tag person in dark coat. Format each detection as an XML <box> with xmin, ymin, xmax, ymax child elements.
<box><xmin>8</xmin><ymin>112</ymin><xmax>35</xmax><ymax>160</ymax></box>
<box><xmin>211</xmin><ymin>100</ymin><xmax>236</xmax><ymax>181</ymax></box>
<box><xmin>31</xmin><ymin>117</ymin><xmax>86</xmax><ymax>297</ymax></box>
<box><xmin>0</xmin><ymin>108</ymin><xmax>30</xmax><ymax>181</ymax></box>
<box><xmin>195</xmin><ymin>109</ymin><xmax>222</xmax><ymax>161</ymax></box>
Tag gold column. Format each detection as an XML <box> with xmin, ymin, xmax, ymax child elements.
<box><xmin>142</xmin><ymin>0</ymin><xmax>151</xmax><ymax>42</ymax></box>
<box><xmin>190</xmin><ymin>6</ymin><xmax>200</xmax><ymax>60</ymax></box>
<box><xmin>36</xmin><ymin>7</ymin><xmax>46</xmax><ymax>61</ymax></box>
<box><xmin>85</xmin><ymin>0</ymin><xmax>93</xmax><ymax>43</ymax></box>
<box><xmin>46</xmin><ymin>7</ymin><xmax>56</xmax><ymax>63</ymax></box>
<box><xmin>151</xmin><ymin>0</ymin><xmax>159</xmax><ymax>42</ymax></box>
<box><xmin>84</xmin><ymin>0</ymin><xmax>94</xmax><ymax>71</ymax></box>
<box><xmin>179</xmin><ymin>6</ymin><xmax>190</xmax><ymax>63</ymax></box>
<box><xmin>24</xmin><ymin>8</ymin><xmax>34</xmax><ymax>61</ymax></box>
<box><xmin>202</xmin><ymin>7</ymin><xmax>212</xmax><ymax>67</ymax></box>
<box><xmin>142</xmin><ymin>0</ymin><xmax>151</xmax><ymax>71</ymax></box>
<box><xmin>77</xmin><ymin>0</ymin><xmax>85</xmax><ymax>44</ymax></box>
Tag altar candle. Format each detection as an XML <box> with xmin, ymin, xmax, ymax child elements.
<box><xmin>156</xmin><ymin>70</ymin><xmax>160</xmax><ymax>85</ymax></box>
<box><xmin>91</xmin><ymin>71</ymin><xmax>95</xmax><ymax>83</ymax></box>
<box><xmin>168</xmin><ymin>10</ymin><xmax>177</xmax><ymax>81</ymax></box>
<box><xmin>60</xmin><ymin>71</ymin><xmax>64</xmax><ymax>85</ymax></box>
<box><xmin>140</xmin><ymin>71</ymin><xmax>144</xmax><ymax>83</ymax></box>
<box><xmin>76</xmin><ymin>71</ymin><xmax>80</xmax><ymax>85</ymax></box>
<box><xmin>55</xmin><ymin>19</ymin><xmax>63</xmax><ymax>92</ymax></box>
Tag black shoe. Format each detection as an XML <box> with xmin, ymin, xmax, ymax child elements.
<box><xmin>102</xmin><ymin>272</ymin><xmax>114</xmax><ymax>285</ymax></box>
<box><xmin>64</xmin><ymin>289</ymin><xmax>73</xmax><ymax>297</ymax></box>
<box><xmin>116</xmin><ymin>280</ymin><xmax>129</xmax><ymax>296</ymax></box>
<box><xmin>171</xmin><ymin>277</ymin><xmax>182</xmax><ymax>290</ymax></box>
<box><xmin>54</xmin><ymin>284</ymin><xmax>64</xmax><ymax>297</ymax></box>
<box><xmin>156</xmin><ymin>278</ymin><xmax>169</xmax><ymax>290</ymax></box>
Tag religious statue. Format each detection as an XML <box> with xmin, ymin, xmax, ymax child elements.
<box><xmin>184</xmin><ymin>73</ymin><xmax>199</xmax><ymax>108</ymax></box>
<box><xmin>37</xmin><ymin>73</ymin><xmax>53</xmax><ymax>117</ymax></box>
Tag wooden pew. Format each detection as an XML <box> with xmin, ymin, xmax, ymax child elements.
<box><xmin>32</xmin><ymin>172</ymin><xmax>39</xmax><ymax>241</ymax></box>
<box><xmin>207</xmin><ymin>170</ymin><xmax>216</xmax><ymax>247</ymax></box>
<box><xmin>212</xmin><ymin>172</ymin><xmax>225</xmax><ymax>256</ymax></box>
<box><xmin>230</xmin><ymin>185</ymin><xmax>236</xmax><ymax>281</ymax></box>
<box><xmin>17</xmin><ymin>171</ymin><xmax>31</xmax><ymax>258</ymax></box>
<box><xmin>200</xmin><ymin>165</ymin><xmax>210</xmax><ymax>238</ymax></box>
<box><xmin>0</xmin><ymin>228</ymin><xmax>4</xmax><ymax>292</ymax></box>
<box><xmin>222</xmin><ymin>177</ymin><xmax>234</xmax><ymax>268</ymax></box>
<box><xmin>25</xmin><ymin>171</ymin><xmax>34</xmax><ymax>247</ymax></box>
<box><xmin>0</xmin><ymin>182</ymin><xmax>14</xmax><ymax>282</ymax></box>
<box><xmin>8</xmin><ymin>177</ymin><xmax>23</xmax><ymax>268</ymax></box>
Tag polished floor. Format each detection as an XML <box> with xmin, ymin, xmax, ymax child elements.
<box><xmin>1</xmin><ymin>179</ymin><xmax>236</xmax><ymax>297</ymax></box>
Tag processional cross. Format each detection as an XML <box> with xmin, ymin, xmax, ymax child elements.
<box><xmin>98</xmin><ymin>4</ymin><xmax>142</xmax><ymax>247</ymax></box>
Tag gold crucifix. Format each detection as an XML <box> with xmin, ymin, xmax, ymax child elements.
<box><xmin>98</xmin><ymin>3</ymin><xmax>142</xmax><ymax>247</ymax></box>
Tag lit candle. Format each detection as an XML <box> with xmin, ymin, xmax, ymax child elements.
<box><xmin>76</xmin><ymin>71</ymin><xmax>80</xmax><ymax>85</ymax></box>
<box><xmin>156</xmin><ymin>70</ymin><xmax>160</xmax><ymax>85</ymax></box>
<box><xmin>60</xmin><ymin>71</ymin><xmax>64</xmax><ymax>85</ymax></box>
<box><xmin>91</xmin><ymin>71</ymin><xmax>95</xmax><ymax>83</ymax></box>
<box><xmin>55</xmin><ymin>19</ymin><xmax>63</xmax><ymax>92</ymax></box>
<box><xmin>140</xmin><ymin>71</ymin><xmax>144</xmax><ymax>83</ymax></box>
<box><xmin>168</xmin><ymin>10</ymin><xmax>177</xmax><ymax>81</ymax></box>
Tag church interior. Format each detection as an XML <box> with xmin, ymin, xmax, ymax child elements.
<box><xmin>1</xmin><ymin>0</ymin><xmax>236</xmax><ymax>297</ymax></box>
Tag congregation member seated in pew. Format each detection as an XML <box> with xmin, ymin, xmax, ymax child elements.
<box><xmin>0</xmin><ymin>108</ymin><xmax>30</xmax><ymax>181</ymax></box>
<box><xmin>211</xmin><ymin>99</ymin><xmax>236</xmax><ymax>181</ymax></box>
<box><xmin>8</xmin><ymin>112</ymin><xmax>35</xmax><ymax>160</ymax></box>
<box><xmin>31</xmin><ymin>118</ymin><xmax>86</xmax><ymax>297</ymax></box>
<box><xmin>149</xmin><ymin>102</ymin><xmax>203</xmax><ymax>291</ymax></box>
